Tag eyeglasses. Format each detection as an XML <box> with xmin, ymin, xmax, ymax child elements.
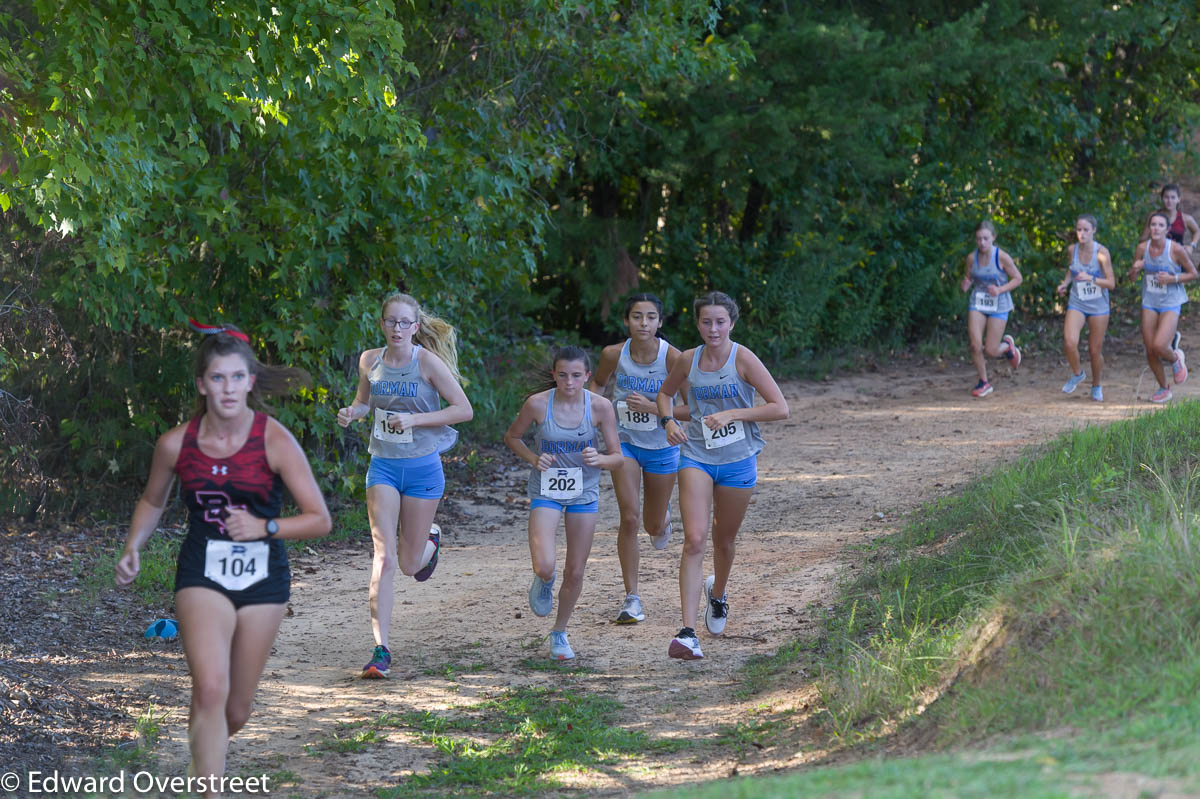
<box><xmin>383</xmin><ymin>318</ymin><xmax>416</xmax><ymax>330</ymax></box>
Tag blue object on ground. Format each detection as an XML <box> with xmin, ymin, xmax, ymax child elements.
<box><xmin>144</xmin><ymin>618</ymin><xmax>178</xmax><ymax>640</ymax></box>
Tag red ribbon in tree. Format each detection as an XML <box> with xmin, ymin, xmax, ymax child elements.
<box><xmin>188</xmin><ymin>317</ymin><xmax>250</xmax><ymax>343</ymax></box>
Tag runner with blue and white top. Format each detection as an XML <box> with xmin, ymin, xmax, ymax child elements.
<box><xmin>1130</xmin><ymin>211</ymin><xmax>1197</xmax><ymax>403</ymax></box>
<box><xmin>655</xmin><ymin>292</ymin><xmax>789</xmax><ymax>661</ymax></box>
<box><xmin>1055</xmin><ymin>214</ymin><xmax>1115</xmax><ymax>402</ymax></box>
<box><xmin>590</xmin><ymin>294</ymin><xmax>689</xmax><ymax>625</ymax></box>
<box><xmin>504</xmin><ymin>346</ymin><xmax>623</xmax><ymax>661</ymax></box>
<box><xmin>337</xmin><ymin>292</ymin><xmax>474</xmax><ymax>679</ymax></box>
<box><xmin>960</xmin><ymin>220</ymin><xmax>1024</xmax><ymax>398</ymax></box>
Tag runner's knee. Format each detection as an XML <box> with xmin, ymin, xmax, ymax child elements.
<box><xmin>191</xmin><ymin>674</ymin><xmax>229</xmax><ymax>713</ymax></box>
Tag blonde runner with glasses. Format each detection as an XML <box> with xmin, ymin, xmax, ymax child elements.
<box><xmin>336</xmin><ymin>293</ymin><xmax>473</xmax><ymax>678</ymax></box>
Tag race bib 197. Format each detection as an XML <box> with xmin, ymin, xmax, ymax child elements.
<box><xmin>973</xmin><ymin>291</ymin><xmax>998</xmax><ymax>312</ymax></box>
<box><xmin>702</xmin><ymin>417</ymin><xmax>746</xmax><ymax>450</ymax></box>
<box><xmin>204</xmin><ymin>540</ymin><xmax>269</xmax><ymax>591</ymax></box>
<box><xmin>616</xmin><ymin>400</ymin><xmax>657</xmax><ymax>431</ymax></box>
<box><xmin>1074</xmin><ymin>280</ymin><xmax>1101</xmax><ymax>301</ymax></box>
<box><xmin>540</xmin><ymin>467</ymin><xmax>583</xmax><ymax>500</ymax></box>
<box><xmin>374</xmin><ymin>408</ymin><xmax>413</xmax><ymax>443</ymax></box>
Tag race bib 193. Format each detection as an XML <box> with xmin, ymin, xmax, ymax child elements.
<box><xmin>540</xmin><ymin>467</ymin><xmax>583</xmax><ymax>500</ymax></box>
<box><xmin>204</xmin><ymin>540</ymin><xmax>269</xmax><ymax>591</ymax></box>
<box><xmin>1074</xmin><ymin>280</ymin><xmax>1101</xmax><ymax>301</ymax></box>
<box><xmin>373</xmin><ymin>408</ymin><xmax>413</xmax><ymax>443</ymax></box>
<box><xmin>616</xmin><ymin>400</ymin><xmax>657</xmax><ymax>431</ymax></box>
<box><xmin>702</xmin><ymin>417</ymin><xmax>746</xmax><ymax>450</ymax></box>
<box><xmin>973</xmin><ymin>291</ymin><xmax>998</xmax><ymax>311</ymax></box>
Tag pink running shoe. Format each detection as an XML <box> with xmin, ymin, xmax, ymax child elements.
<box><xmin>1151</xmin><ymin>387</ymin><xmax>1173</xmax><ymax>403</ymax></box>
<box><xmin>1173</xmin><ymin>349</ymin><xmax>1188</xmax><ymax>385</ymax></box>
<box><xmin>1002</xmin><ymin>335</ymin><xmax>1021</xmax><ymax>370</ymax></box>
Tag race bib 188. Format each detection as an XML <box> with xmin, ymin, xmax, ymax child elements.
<box><xmin>374</xmin><ymin>408</ymin><xmax>413</xmax><ymax>443</ymax></box>
<box><xmin>540</xmin><ymin>467</ymin><xmax>583</xmax><ymax>500</ymax></box>
<box><xmin>702</xmin><ymin>417</ymin><xmax>746</xmax><ymax>449</ymax></box>
<box><xmin>204</xmin><ymin>540</ymin><xmax>269</xmax><ymax>591</ymax></box>
<box><xmin>616</xmin><ymin>400</ymin><xmax>657</xmax><ymax>431</ymax></box>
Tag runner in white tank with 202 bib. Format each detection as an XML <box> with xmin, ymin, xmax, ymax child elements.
<box><xmin>590</xmin><ymin>293</ymin><xmax>690</xmax><ymax>625</ymax></box>
<box><xmin>655</xmin><ymin>291</ymin><xmax>789</xmax><ymax>660</ymax></box>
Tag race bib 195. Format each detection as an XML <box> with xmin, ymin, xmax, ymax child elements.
<box><xmin>616</xmin><ymin>400</ymin><xmax>657</xmax><ymax>431</ymax></box>
<box><xmin>204</xmin><ymin>540</ymin><xmax>269</xmax><ymax>591</ymax></box>
<box><xmin>702</xmin><ymin>417</ymin><xmax>746</xmax><ymax>449</ymax></box>
<box><xmin>1145</xmin><ymin>274</ymin><xmax>1170</xmax><ymax>296</ymax></box>
<box><xmin>374</xmin><ymin>408</ymin><xmax>413</xmax><ymax>443</ymax></box>
<box><xmin>540</xmin><ymin>467</ymin><xmax>583</xmax><ymax>500</ymax></box>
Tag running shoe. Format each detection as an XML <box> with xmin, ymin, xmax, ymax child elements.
<box><xmin>1172</xmin><ymin>330</ymin><xmax>1182</xmax><ymax>354</ymax></box>
<box><xmin>1061</xmin><ymin>371</ymin><xmax>1086</xmax><ymax>394</ymax></box>
<box><xmin>668</xmin><ymin>627</ymin><xmax>704</xmax><ymax>660</ymax></box>
<box><xmin>703</xmin><ymin>575</ymin><xmax>728</xmax><ymax>636</ymax></box>
<box><xmin>651</xmin><ymin>505</ymin><xmax>672</xmax><ymax>551</ymax></box>
<box><xmin>362</xmin><ymin>645</ymin><xmax>391</xmax><ymax>679</ymax></box>
<box><xmin>1173</xmin><ymin>349</ymin><xmax>1188</xmax><ymax>385</ymax></box>
<box><xmin>529</xmin><ymin>572</ymin><xmax>555</xmax><ymax>617</ymax></box>
<box><xmin>1091</xmin><ymin>385</ymin><xmax>1104</xmax><ymax>402</ymax></box>
<box><xmin>971</xmin><ymin>380</ymin><xmax>994</xmax><ymax>398</ymax></box>
<box><xmin>1151</xmin><ymin>387</ymin><xmax>1173</xmax><ymax>403</ymax></box>
<box><xmin>413</xmin><ymin>523</ymin><xmax>441</xmax><ymax>582</ymax></box>
<box><xmin>1002</xmin><ymin>335</ymin><xmax>1021</xmax><ymax>370</ymax></box>
<box><xmin>549</xmin><ymin>630</ymin><xmax>575</xmax><ymax>660</ymax></box>
<box><xmin>615</xmin><ymin>593</ymin><xmax>645</xmax><ymax>624</ymax></box>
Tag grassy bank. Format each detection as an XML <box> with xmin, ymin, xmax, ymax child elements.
<box><xmin>654</xmin><ymin>400</ymin><xmax>1200</xmax><ymax>797</ymax></box>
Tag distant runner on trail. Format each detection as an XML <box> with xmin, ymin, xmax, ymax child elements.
<box><xmin>336</xmin><ymin>293</ymin><xmax>473</xmax><ymax>679</ymax></box>
<box><xmin>1056</xmin><ymin>214</ymin><xmax>1115</xmax><ymax>403</ymax></box>
<box><xmin>1130</xmin><ymin>212</ymin><xmax>1197</xmax><ymax>403</ymax></box>
<box><xmin>656</xmin><ymin>291</ymin><xmax>789</xmax><ymax>661</ymax></box>
<box><xmin>589</xmin><ymin>293</ymin><xmax>689</xmax><ymax>625</ymax></box>
<box><xmin>116</xmin><ymin>322</ymin><xmax>331</xmax><ymax>797</ymax></box>
<box><xmin>504</xmin><ymin>346</ymin><xmax>624</xmax><ymax>660</ymax></box>
<box><xmin>960</xmin><ymin>219</ymin><xmax>1024</xmax><ymax>398</ymax></box>
<box><xmin>1140</xmin><ymin>183</ymin><xmax>1200</xmax><ymax>252</ymax></box>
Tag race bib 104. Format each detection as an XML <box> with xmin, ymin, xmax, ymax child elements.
<box><xmin>540</xmin><ymin>467</ymin><xmax>583</xmax><ymax>500</ymax></box>
<box><xmin>702</xmin><ymin>417</ymin><xmax>746</xmax><ymax>450</ymax></box>
<box><xmin>616</xmin><ymin>400</ymin><xmax>657</xmax><ymax>431</ymax></box>
<box><xmin>374</xmin><ymin>408</ymin><xmax>413</xmax><ymax>443</ymax></box>
<box><xmin>973</xmin><ymin>291</ymin><xmax>998</xmax><ymax>312</ymax></box>
<box><xmin>204</xmin><ymin>540</ymin><xmax>269</xmax><ymax>591</ymax></box>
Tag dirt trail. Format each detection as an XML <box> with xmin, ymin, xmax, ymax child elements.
<box><xmin>79</xmin><ymin>331</ymin><xmax>1181</xmax><ymax>796</ymax></box>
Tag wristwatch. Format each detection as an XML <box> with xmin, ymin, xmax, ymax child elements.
<box><xmin>265</xmin><ymin>519</ymin><xmax>279</xmax><ymax>538</ymax></box>
<box><xmin>660</xmin><ymin>417</ymin><xmax>676</xmax><ymax>428</ymax></box>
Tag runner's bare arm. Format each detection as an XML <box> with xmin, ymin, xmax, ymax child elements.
<box><xmin>1171</xmin><ymin>244</ymin><xmax>1198</xmax><ymax>283</ymax></box>
<box><xmin>1095</xmin><ymin>246</ymin><xmax>1117</xmax><ymax>289</ymax></box>
<box><xmin>960</xmin><ymin>254</ymin><xmax>973</xmax><ymax>293</ymax></box>
<box><xmin>998</xmin><ymin>250</ymin><xmax>1023</xmax><ymax>291</ymax></box>
<box><xmin>584</xmin><ymin>395</ymin><xmax>626</xmax><ymax>471</ymax></box>
<box><xmin>413</xmin><ymin>349</ymin><xmax>474</xmax><ymax>428</ymax></box>
<box><xmin>657</xmin><ymin>348</ymin><xmax>692</xmax><ymax>444</ymax></box>
<box><xmin>504</xmin><ymin>393</ymin><xmax>552</xmax><ymax>470</ymax></box>
<box><xmin>663</xmin><ymin>344</ymin><xmax>691</xmax><ymax>420</ymax></box>
<box><xmin>116</xmin><ymin>427</ymin><xmax>185</xmax><ymax>585</ymax></box>
<box><xmin>337</xmin><ymin>348</ymin><xmax>379</xmax><ymax>427</ymax></box>
<box><xmin>700</xmin><ymin>346</ymin><xmax>788</xmax><ymax>430</ymax></box>
<box><xmin>588</xmin><ymin>343</ymin><xmax>621</xmax><ymax>393</ymax></box>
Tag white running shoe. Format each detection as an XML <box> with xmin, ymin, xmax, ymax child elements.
<box><xmin>529</xmin><ymin>572</ymin><xmax>555</xmax><ymax>617</ymax></box>
<box><xmin>668</xmin><ymin>627</ymin><xmax>703</xmax><ymax>660</ymax></box>
<box><xmin>703</xmin><ymin>575</ymin><xmax>728</xmax><ymax>636</ymax></box>
<box><xmin>549</xmin><ymin>630</ymin><xmax>575</xmax><ymax>660</ymax></box>
<box><xmin>614</xmin><ymin>593</ymin><xmax>645</xmax><ymax>624</ymax></box>
<box><xmin>651</xmin><ymin>504</ymin><xmax>672</xmax><ymax>550</ymax></box>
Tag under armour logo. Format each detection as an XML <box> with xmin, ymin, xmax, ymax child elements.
<box><xmin>212</xmin><ymin>465</ymin><xmax>228</xmax><ymax>475</ymax></box>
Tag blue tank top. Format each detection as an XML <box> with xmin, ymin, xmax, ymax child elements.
<box><xmin>526</xmin><ymin>390</ymin><xmax>601</xmax><ymax>506</ymax></box>
<box><xmin>1066</xmin><ymin>242</ymin><xmax>1109</xmax><ymax>315</ymax></box>
<box><xmin>967</xmin><ymin>247</ymin><xmax>1015</xmax><ymax>315</ymax></box>
<box><xmin>367</xmin><ymin>345</ymin><xmax>458</xmax><ymax>459</ymax></box>
<box><xmin>612</xmin><ymin>338</ymin><xmax>672</xmax><ymax>450</ymax></box>
<box><xmin>680</xmin><ymin>343</ymin><xmax>765</xmax><ymax>465</ymax></box>
<box><xmin>1142</xmin><ymin>238</ymin><xmax>1188</xmax><ymax>308</ymax></box>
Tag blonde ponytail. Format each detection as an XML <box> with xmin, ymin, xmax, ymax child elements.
<box><xmin>381</xmin><ymin>292</ymin><xmax>464</xmax><ymax>384</ymax></box>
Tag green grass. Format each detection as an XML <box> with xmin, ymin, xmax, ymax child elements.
<box><xmin>307</xmin><ymin>723</ymin><xmax>388</xmax><ymax>755</ymax></box>
<box><xmin>660</xmin><ymin>400</ymin><xmax>1200</xmax><ymax>797</ymax></box>
<box><xmin>375</xmin><ymin>686</ymin><xmax>688</xmax><ymax>797</ymax></box>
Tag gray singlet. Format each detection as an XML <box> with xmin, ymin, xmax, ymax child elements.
<box><xmin>680</xmin><ymin>343</ymin><xmax>765</xmax><ymax>465</ymax></box>
<box><xmin>367</xmin><ymin>345</ymin><xmax>457</xmax><ymax>459</ymax></box>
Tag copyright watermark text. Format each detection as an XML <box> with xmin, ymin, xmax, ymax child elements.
<box><xmin>1</xmin><ymin>769</ymin><xmax>271</xmax><ymax>794</ymax></box>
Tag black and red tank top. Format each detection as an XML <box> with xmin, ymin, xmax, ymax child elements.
<box><xmin>1169</xmin><ymin>210</ymin><xmax>1187</xmax><ymax>243</ymax></box>
<box><xmin>175</xmin><ymin>412</ymin><xmax>283</xmax><ymax>541</ymax></box>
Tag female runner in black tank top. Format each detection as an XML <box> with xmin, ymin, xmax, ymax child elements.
<box><xmin>116</xmin><ymin>323</ymin><xmax>330</xmax><ymax>797</ymax></box>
